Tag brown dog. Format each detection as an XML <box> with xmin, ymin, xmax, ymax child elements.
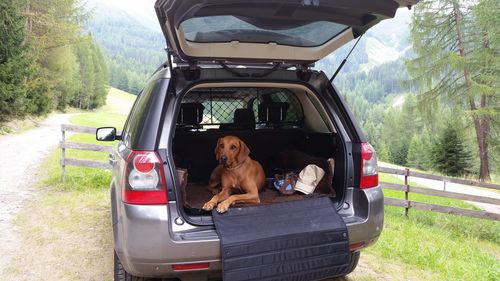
<box><xmin>203</xmin><ymin>136</ymin><xmax>265</xmax><ymax>213</ymax></box>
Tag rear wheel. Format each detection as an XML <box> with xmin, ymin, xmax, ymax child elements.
<box><xmin>344</xmin><ymin>251</ymin><xmax>360</xmax><ymax>275</ymax></box>
<box><xmin>114</xmin><ymin>251</ymin><xmax>150</xmax><ymax>281</ymax></box>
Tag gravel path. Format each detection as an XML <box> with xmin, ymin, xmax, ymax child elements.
<box><xmin>0</xmin><ymin>114</ymin><xmax>72</xmax><ymax>273</ymax></box>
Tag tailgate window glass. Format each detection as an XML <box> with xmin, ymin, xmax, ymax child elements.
<box><xmin>180</xmin><ymin>16</ymin><xmax>348</xmax><ymax>47</ymax></box>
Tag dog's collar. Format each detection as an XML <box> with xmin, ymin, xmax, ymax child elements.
<box><xmin>224</xmin><ymin>159</ymin><xmax>247</xmax><ymax>171</ymax></box>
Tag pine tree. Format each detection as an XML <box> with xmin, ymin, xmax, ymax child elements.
<box><xmin>376</xmin><ymin>142</ymin><xmax>391</xmax><ymax>163</ymax></box>
<box><xmin>0</xmin><ymin>0</ymin><xmax>31</xmax><ymax>122</ymax></box>
<box><xmin>407</xmin><ymin>135</ymin><xmax>426</xmax><ymax>170</ymax></box>
<box><xmin>407</xmin><ymin>0</ymin><xmax>498</xmax><ymax>181</ymax></box>
<box><xmin>46</xmin><ymin>45</ymin><xmax>81</xmax><ymax>111</ymax></box>
<box><xmin>469</xmin><ymin>0</ymin><xmax>500</xmax><ymax>178</ymax></box>
<box><xmin>90</xmin><ymin>42</ymin><xmax>108</xmax><ymax>109</ymax></box>
<box><xmin>73</xmin><ymin>38</ymin><xmax>95</xmax><ymax>109</ymax></box>
<box><xmin>431</xmin><ymin>125</ymin><xmax>471</xmax><ymax>177</ymax></box>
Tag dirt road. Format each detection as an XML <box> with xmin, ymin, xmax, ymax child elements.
<box><xmin>0</xmin><ymin>114</ymin><xmax>72</xmax><ymax>273</ymax></box>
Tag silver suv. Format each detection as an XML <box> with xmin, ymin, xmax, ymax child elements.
<box><xmin>97</xmin><ymin>1</ymin><xmax>418</xmax><ymax>280</ymax></box>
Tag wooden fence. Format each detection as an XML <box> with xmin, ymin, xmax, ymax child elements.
<box><xmin>59</xmin><ymin>125</ymin><xmax>500</xmax><ymax>221</ymax></box>
<box><xmin>60</xmin><ymin>124</ymin><xmax>114</xmax><ymax>181</ymax></box>
<box><xmin>379</xmin><ymin>166</ymin><xmax>500</xmax><ymax>221</ymax></box>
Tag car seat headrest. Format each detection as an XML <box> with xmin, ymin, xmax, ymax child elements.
<box><xmin>177</xmin><ymin>102</ymin><xmax>205</xmax><ymax>126</ymax></box>
<box><xmin>234</xmin><ymin>108</ymin><xmax>255</xmax><ymax>129</ymax></box>
<box><xmin>258</xmin><ymin>102</ymin><xmax>290</xmax><ymax>123</ymax></box>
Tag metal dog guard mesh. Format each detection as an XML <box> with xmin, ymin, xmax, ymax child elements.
<box><xmin>212</xmin><ymin>197</ymin><xmax>350</xmax><ymax>281</ymax></box>
<box><xmin>178</xmin><ymin>88</ymin><xmax>304</xmax><ymax>128</ymax></box>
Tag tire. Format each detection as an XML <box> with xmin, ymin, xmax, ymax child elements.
<box><xmin>114</xmin><ymin>251</ymin><xmax>150</xmax><ymax>281</ymax></box>
<box><xmin>344</xmin><ymin>251</ymin><xmax>361</xmax><ymax>276</ymax></box>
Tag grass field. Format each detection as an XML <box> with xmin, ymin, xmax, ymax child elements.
<box><xmin>373</xmin><ymin>173</ymin><xmax>500</xmax><ymax>280</ymax></box>
<box><xmin>5</xmin><ymin>87</ymin><xmax>499</xmax><ymax>280</ymax></box>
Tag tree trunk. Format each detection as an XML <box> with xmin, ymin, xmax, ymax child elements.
<box><xmin>452</xmin><ymin>1</ymin><xmax>490</xmax><ymax>181</ymax></box>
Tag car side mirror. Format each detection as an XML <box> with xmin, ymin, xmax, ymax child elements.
<box><xmin>96</xmin><ymin>127</ymin><xmax>120</xmax><ymax>141</ymax></box>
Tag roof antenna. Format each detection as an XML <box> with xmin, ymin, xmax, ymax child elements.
<box><xmin>329</xmin><ymin>34</ymin><xmax>364</xmax><ymax>83</ymax></box>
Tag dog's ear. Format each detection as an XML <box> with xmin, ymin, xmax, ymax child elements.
<box><xmin>214</xmin><ymin>138</ymin><xmax>221</xmax><ymax>160</ymax></box>
<box><xmin>237</xmin><ymin>139</ymin><xmax>250</xmax><ymax>163</ymax></box>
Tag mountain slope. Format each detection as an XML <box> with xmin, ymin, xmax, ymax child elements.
<box><xmin>84</xmin><ymin>0</ymin><xmax>165</xmax><ymax>94</ymax></box>
<box><xmin>317</xmin><ymin>8</ymin><xmax>413</xmax><ymax>77</ymax></box>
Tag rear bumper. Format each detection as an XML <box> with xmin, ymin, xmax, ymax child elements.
<box><xmin>340</xmin><ymin>186</ymin><xmax>384</xmax><ymax>249</ymax></box>
<box><xmin>114</xmin><ymin>202</ymin><xmax>222</xmax><ymax>279</ymax></box>
<box><xmin>113</xmin><ymin>186</ymin><xmax>383</xmax><ymax>279</ymax></box>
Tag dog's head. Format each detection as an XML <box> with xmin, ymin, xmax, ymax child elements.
<box><xmin>214</xmin><ymin>136</ymin><xmax>250</xmax><ymax>168</ymax></box>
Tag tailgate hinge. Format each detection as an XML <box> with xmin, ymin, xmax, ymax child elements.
<box><xmin>180</xmin><ymin>62</ymin><xmax>201</xmax><ymax>81</ymax></box>
<box><xmin>296</xmin><ymin>63</ymin><xmax>315</xmax><ymax>81</ymax></box>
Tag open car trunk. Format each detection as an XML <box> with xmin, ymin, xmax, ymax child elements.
<box><xmin>172</xmin><ymin>86</ymin><xmax>347</xmax><ymax>218</ymax></box>
<box><xmin>155</xmin><ymin>0</ymin><xmax>419</xmax><ymax>64</ymax></box>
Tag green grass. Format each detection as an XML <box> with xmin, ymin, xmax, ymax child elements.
<box><xmin>99</xmin><ymin>87</ymin><xmax>137</xmax><ymax>115</ymax></box>
<box><xmin>372</xmin><ymin>173</ymin><xmax>500</xmax><ymax>281</ymax></box>
<box><xmin>69</xmin><ymin>133</ymin><xmax>115</xmax><ymax>146</ymax></box>
<box><xmin>61</xmin><ymin>87</ymin><xmax>134</xmax><ymax>167</ymax></box>
<box><xmin>69</xmin><ymin>87</ymin><xmax>136</xmax><ymax>130</ymax></box>
<box><xmin>368</xmin><ymin>206</ymin><xmax>500</xmax><ymax>281</ymax></box>
<box><xmin>51</xmin><ymin>87</ymin><xmax>135</xmax><ymax>189</ymax></box>
<box><xmin>70</xmin><ymin>112</ymin><xmax>127</xmax><ymax>130</ymax></box>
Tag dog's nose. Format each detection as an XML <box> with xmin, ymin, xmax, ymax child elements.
<box><xmin>220</xmin><ymin>155</ymin><xmax>228</xmax><ymax>162</ymax></box>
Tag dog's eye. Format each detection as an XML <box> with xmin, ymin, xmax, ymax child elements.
<box><xmin>219</xmin><ymin>144</ymin><xmax>224</xmax><ymax>149</ymax></box>
<box><xmin>230</xmin><ymin>145</ymin><xmax>237</xmax><ymax>150</ymax></box>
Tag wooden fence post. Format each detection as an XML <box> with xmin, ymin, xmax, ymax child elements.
<box><xmin>379</xmin><ymin>166</ymin><xmax>500</xmax><ymax>221</ymax></box>
<box><xmin>404</xmin><ymin>168</ymin><xmax>410</xmax><ymax>217</ymax></box>
<box><xmin>61</xmin><ymin>125</ymin><xmax>66</xmax><ymax>182</ymax></box>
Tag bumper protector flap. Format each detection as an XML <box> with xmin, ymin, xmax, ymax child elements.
<box><xmin>212</xmin><ymin>197</ymin><xmax>350</xmax><ymax>281</ymax></box>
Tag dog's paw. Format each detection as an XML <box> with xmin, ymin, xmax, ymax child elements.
<box><xmin>202</xmin><ymin>201</ymin><xmax>216</xmax><ymax>211</ymax></box>
<box><xmin>216</xmin><ymin>202</ymin><xmax>230</xmax><ymax>213</ymax></box>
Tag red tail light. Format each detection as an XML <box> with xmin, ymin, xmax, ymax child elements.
<box><xmin>123</xmin><ymin>151</ymin><xmax>167</xmax><ymax>204</ymax></box>
<box><xmin>349</xmin><ymin>241</ymin><xmax>366</xmax><ymax>251</ymax></box>
<box><xmin>360</xmin><ymin>142</ymin><xmax>378</xmax><ymax>189</ymax></box>
<box><xmin>172</xmin><ymin>263</ymin><xmax>209</xmax><ymax>271</ymax></box>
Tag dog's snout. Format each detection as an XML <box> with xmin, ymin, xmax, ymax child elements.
<box><xmin>220</xmin><ymin>155</ymin><xmax>228</xmax><ymax>162</ymax></box>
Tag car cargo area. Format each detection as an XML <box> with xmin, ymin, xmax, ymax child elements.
<box><xmin>172</xmin><ymin>86</ymin><xmax>346</xmax><ymax>215</ymax></box>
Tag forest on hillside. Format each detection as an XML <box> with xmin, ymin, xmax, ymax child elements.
<box><xmin>88</xmin><ymin>14</ymin><xmax>165</xmax><ymax>95</ymax></box>
<box><xmin>0</xmin><ymin>0</ymin><xmax>108</xmax><ymax>123</ymax></box>
<box><xmin>332</xmin><ymin>0</ymin><xmax>499</xmax><ymax>181</ymax></box>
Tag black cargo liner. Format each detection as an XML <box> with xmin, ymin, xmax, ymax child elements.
<box><xmin>183</xmin><ymin>182</ymin><xmax>333</xmax><ymax>212</ymax></box>
<box><xmin>212</xmin><ymin>197</ymin><xmax>350</xmax><ymax>281</ymax></box>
